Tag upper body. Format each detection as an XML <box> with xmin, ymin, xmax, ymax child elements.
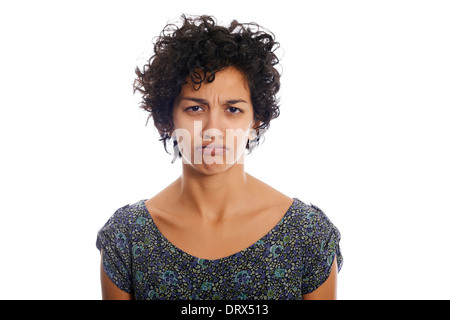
<box><xmin>97</xmin><ymin>182</ymin><xmax>343</xmax><ymax>300</ymax></box>
<box><xmin>98</xmin><ymin>15</ymin><xmax>343</xmax><ymax>300</ymax></box>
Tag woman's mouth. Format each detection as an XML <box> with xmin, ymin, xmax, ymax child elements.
<box><xmin>198</xmin><ymin>145</ymin><xmax>228</xmax><ymax>156</ymax></box>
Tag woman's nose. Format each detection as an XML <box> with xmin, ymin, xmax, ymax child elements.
<box><xmin>201</xmin><ymin>109</ymin><xmax>224</xmax><ymax>140</ymax></box>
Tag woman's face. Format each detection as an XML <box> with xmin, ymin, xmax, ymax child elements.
<box><xmin>172</xmin><ymin>66</ymin><xmax>259</xmax><ymax>174</ymax></box>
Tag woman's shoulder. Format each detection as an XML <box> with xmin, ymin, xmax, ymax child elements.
<box><xmin>290</xmin><ymin>198</ymin><xmax>333</xmax><ymax>221</ymax></box>
<box><xmin>288</xmin><ymin>198</ymin><xmax>343</xmax><ymax>265</ymax></box>
<box><xmin>288</xmin><ymin>198</ymin><xmax>341</xmax><ymax>235</ymax></box>
<box><xmin>109</xmin><ymin>199</ymin><xmax>148</xmax><ymax>221</ymax></box>
<box><xmin>97</xmin><ymin>199</ymin><xmax>150</xmax><ymax>240</ymax></box>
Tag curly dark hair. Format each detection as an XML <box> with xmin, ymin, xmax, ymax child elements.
<box><xmin>133</xmin><ymin>14</ymin><xmax>281</xmax><ymax>158</ymax></box>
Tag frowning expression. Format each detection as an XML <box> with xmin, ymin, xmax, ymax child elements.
<box><xmin>172</xmin><ymin>66</ymin><xmax>259</xmax><ymax>170</ymax></box>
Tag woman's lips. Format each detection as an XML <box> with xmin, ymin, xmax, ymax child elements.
<box><xmin>197</xmin><ymin>145</ymin><xmax>228</xmax><ymax>155</ymax></box>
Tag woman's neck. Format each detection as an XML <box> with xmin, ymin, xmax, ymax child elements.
<box><xmin>173</xmin><ymin>163</ymin><xmax>255</xmax><ymax>222</ymax></box>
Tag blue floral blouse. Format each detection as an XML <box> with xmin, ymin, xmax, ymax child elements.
<box><xmin>96</xmin><ymin>197</ymin><xmax>343</xmax><ymax>299</ymax></box>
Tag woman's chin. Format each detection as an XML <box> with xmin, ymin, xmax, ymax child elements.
<box><xmin>180</xmin><ymin>151</ymin><xmax>245</xmax><ymax>174</ymax></box>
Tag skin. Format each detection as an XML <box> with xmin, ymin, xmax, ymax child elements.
<box><xmin>100</xmin><ymin>67</ymin><xmax>338</xmax><ymax>300</ymax></box>
<box><xmin>171</xmin><ymin>66</ymin><xmax>258</xmax><ymax>172</ymax></box>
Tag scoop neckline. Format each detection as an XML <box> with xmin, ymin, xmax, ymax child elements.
<box><xmin>140</xmin><ymin>197</ymin><xmax>299</xmax><ymax>262</ymax></box>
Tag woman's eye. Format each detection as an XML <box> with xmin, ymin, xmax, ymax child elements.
<box><xmin>227</xmin><ymin>107</ymin><xmax>242</xmax><ymax>114</ymax></box>
<box><xmin>186</xmin><ymin>106</ymin><xmax>202</xmax><ymax>112</ymax></box>
<box><xmin>185</xmin><ymin>106</ymin><xmax>242</xmax><ymax>114</ymax></box>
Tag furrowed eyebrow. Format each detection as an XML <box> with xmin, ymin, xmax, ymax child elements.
<box><xmin>179</xmin><ymin>97</ymin><xmax>248</xmax><ymax>105</ymax></box>
<box><xmin>180</xmin><ymin>97</ymin><xmax>208</xmax><ymax>104</ymax></box>
<box><xmin>225</xmin><ymin>99</ymin><xmax>248</xmax><ymax>105</ymax></box>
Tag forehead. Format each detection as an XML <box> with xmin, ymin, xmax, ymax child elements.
<box><xmin>178</xmin><ymin>66</ymin><xmax>250</xmax><ymax>99</ymax></box>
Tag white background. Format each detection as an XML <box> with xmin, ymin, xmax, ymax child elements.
<box><xmin>1</xmin><ymin>0</ymin><xmax>449</xmax><ymax>300</ymax></box>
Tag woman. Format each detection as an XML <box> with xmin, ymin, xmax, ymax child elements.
<box><xmin>96</xmin><ymin>14</ymin><xmax>343</xmax><ymax>300</ymax></box>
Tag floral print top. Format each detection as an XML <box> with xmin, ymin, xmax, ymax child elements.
<box><xmin>96</xmin><ymin>197</ymin><xmax>343</xmax><ymax>300</ymax></box>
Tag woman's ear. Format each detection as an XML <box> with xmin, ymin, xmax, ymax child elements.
<box><xmin>249</xmin><ymin>121</ymin><xmax>262</xmax><ymax>140</ymax></box>
<box><xmin>160</xmin><ymin>123</ymin><xmax>174</xmax><ymax>138</ymax></box>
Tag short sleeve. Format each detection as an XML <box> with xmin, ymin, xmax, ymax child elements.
<box><xmin>301</xmin><ymin>204</ymin><xmax>343</xmax><ymax>295</ymax></box>
<box><xmin>96</xmin><ymin>207</ymin><xmax>133</xmax><ymax>294</ymax></box>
